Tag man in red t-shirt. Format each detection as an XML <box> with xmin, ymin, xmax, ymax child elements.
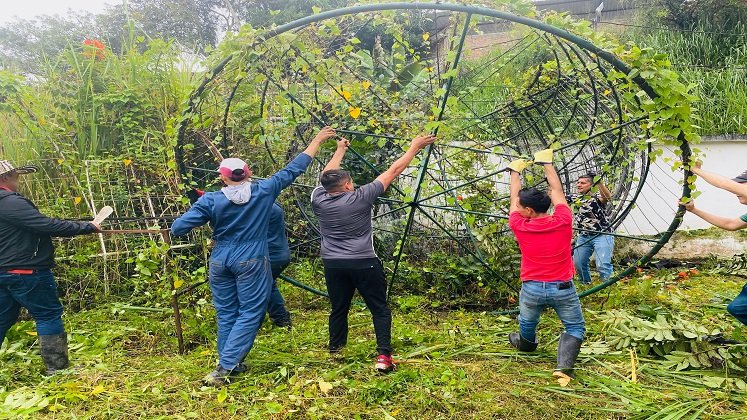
<box><xmin>506</xmin><ymin>149</ymin><xmax>585</xmax><ymax>384</ymax></box>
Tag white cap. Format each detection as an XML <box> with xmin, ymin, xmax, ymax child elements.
<box><xmin>218</xmin><ymin>158</ymin><xmax>250</xmax><ymax>181</ymax></box>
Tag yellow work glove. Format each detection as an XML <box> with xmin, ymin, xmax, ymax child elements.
<box><xmin>507</xmin><ymin>158</ymin><xmax>532</xmax><ymax>173</ymax></box>
<box><xmin>533</xmin><ymin>148</ymin><xmax>554</xmax><ymax>164</ymax></box>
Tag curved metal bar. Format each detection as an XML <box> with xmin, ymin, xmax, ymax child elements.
<box><xmin>415</xmin><ymin>206</ymin><xmax>519</xmax><ymax>293</ymax></box>
<box><xmin>279</xmin><ymin>274</ymin><xmax>329</xmax><ymax>297</ymax></box>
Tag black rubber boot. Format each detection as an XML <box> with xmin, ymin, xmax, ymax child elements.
<box><xmin>39</xmin><ymin>333</ymin><xmax>69</xmax><ymax>375</ymax></box>
<box><xmin>203</xmin><ymin>365</ymin><xmax>232</xmax><ymax>386</ymax></box>
<box><xmin>554</xmin><ymin>332</ymin><xmax>583</xmax><ymax>379</ymax></box>
<box><xmin>272</xmin><ymin>317</ymin><xmax>292</xmax><ymax>328</ymax></box>
<box><xmin>508</xmin><ymin>332</ymin><xmax>538</xmax><ymax>352</ymax></box>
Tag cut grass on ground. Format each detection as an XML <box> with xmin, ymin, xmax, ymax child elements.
<box><xmin>2</xmin><ymin>269</ymin><xmax>747</xmax><ymax>419</ymax></box>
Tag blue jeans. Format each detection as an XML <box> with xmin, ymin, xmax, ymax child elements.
<box><xmin>268</xmin><ymin>263</ymin><xmax>290</xmax><ymax>324</ymax></box>
<box><xmin>209</xmin><ymin>256</ymin><xmax>273</xmax><ymax>370</ymax></box>
<box><xmin>0</xmin><ymin>270</ymin><xmax>65</xmax><ymax>342</ymax></box>
<box><xmin>518</xmin><ymin>281</ymin><xmax>585</xmax><ymax>342</ymax></box>
<box><xmin>727</xmin><ymin>283</ymin><xmax>747</xmax><ymax>325</ymax></box>
<box><xmin>574</xmin><ymin>233</ymin><xmax>614</xmax><ymax>283</ymax></box>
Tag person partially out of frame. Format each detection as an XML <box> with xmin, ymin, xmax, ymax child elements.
<box><xmin>266</xmin><ymin>202</ymin><xmax>292</xmax><ymax>328</ymax></box>
<box><xmin>566</xmin><ymin>173</ymin><xmax>614</xmax><ymax>284</ymax></box>
<box><xmin>507</xmin><ymin>149</ymin><xmax>586</xmax><ymax>385</ymax></box>
<box><xmin>681</xmin><ymin>163</ymin><xmax>747</xmax><ymax>325</ymax></box>
<box><xmin>311</xmin><ymin>133</ymin><xmax>437</xmax><ymax>373</ymax></box>
<box><xmin>171</xmin><ymin>127</ymin><xmax>337</xmax><ymax>386</ymax></box>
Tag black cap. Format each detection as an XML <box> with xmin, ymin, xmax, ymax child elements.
<box><xmin>733</xmin><ymin>170</ymin><xmax>747</xmax><ymax>184</ymax></box>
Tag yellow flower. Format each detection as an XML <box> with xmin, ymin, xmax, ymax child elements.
<box><xmin>73</xmin><ymin>196</ymin><xmax>82</xmax><ymax>205</ymax></box>
<box><xmin>362</xmin><ymin>81</ymin><xmax>371</xmax><ymax>90</ymax></box>
<box><xmin>349</xmin><ymin>107</ymin><xmax>361</xmax><ymax>119</ymax></box>
<box><xmin>341</xmin><ymin>90</ymin><xmax>352</xmax><ymax>100</ymax></box>
<box><xmin>123</xmin><ymin>159</ymin><xmax>132</xmax><ymax>167</ymax></box>
<box><xmin>422</xmin><ymin>33</ymin><xmax>430</xmax><ymax>41</ymax></box>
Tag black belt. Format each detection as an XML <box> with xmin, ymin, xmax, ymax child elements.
<box><xmin>524</xmin><ymin>280</ymin><xmax>573</xmax><ymax>290</ymax></box>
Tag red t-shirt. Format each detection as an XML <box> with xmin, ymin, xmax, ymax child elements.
<box><xmin>509</xmin><ymin>204</ymin><xmax>575</xmax><ymax>282</ymax></box>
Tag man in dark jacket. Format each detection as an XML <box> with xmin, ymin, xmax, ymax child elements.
<box><xmin>0</xmin><ymin>160</ymin><xmax>100</xmax><ymax>375</ymax></box>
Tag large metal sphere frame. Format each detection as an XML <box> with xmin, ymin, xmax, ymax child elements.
<box><xmin>175</xmin><ymin>2</ymin><xmax>693</xmax><ymax>307</ymax></box>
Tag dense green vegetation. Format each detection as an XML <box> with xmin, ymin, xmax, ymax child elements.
<box><xmin>1</xmin><ymin>1</ymin><xmax>746</xmax><ymax>418</ymax></box>
<box><xmin>622</xmin><ymin>0</ymin><xmax>747</xmax><ymax>135</ymax></box>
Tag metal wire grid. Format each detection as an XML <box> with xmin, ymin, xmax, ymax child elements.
<box><xmin>175</xmin><ymin>3</ymin><xmax>692</xmax><ymax>302</ymax></box>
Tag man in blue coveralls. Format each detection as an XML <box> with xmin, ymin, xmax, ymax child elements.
<box><xmin>171</xmin><ymin>127</ymin><xmax>336</xmax><ymax>386</ymax></box>
<box><xmin>266</xmin><ymin>202</ymin><xmax>292</xmax><ymax>327</ymax></box>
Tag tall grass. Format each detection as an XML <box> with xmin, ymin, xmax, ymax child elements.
<box><xmin>0</xmin><ymin>115</ymin><xmax>42</xmax><ymax>163</ymax></box>
<box><xmin>0</xmin><ymin>23</ymin><xmax>199</xmax><ymax>163</ymax></box>
<box><xmin>622</xmin><ymin>21</ymin><xmax>747</xmax><ymax>135</ymax></box>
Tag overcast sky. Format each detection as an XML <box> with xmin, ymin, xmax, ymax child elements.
<box><xmin>0</xmin><ymin>0</ymin><xmax>118</xmax><ymax>25</ymax></box>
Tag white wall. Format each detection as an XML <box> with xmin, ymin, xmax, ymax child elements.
<box><xmin>680</xmin><ymin>141</ymin><xmax>747</xmax><ymax>229</ymax></box>
<box><xmin>620</xmin><ymin>140</ymin><xmax>747</xmax><ymax>235</ymax></box>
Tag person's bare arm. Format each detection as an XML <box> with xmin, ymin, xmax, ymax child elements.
<box><xmin>302</xmin><ymin>126</ymin><xmax>337</xmax><ymax>158</ymax></box>
<box><xmin>597</xmin><ymin>179</ymin><xmax>612</xmax><ymax>204</ymax></box>
<box><xmin>322</xmin><ymin>138</ymin><xmax>350</xmax><ymax>173</ymax></box>
<box><xmin>544</xmin><ymin>164</ymin><xmax>568</xmax><ymax>207</ymax></box>
<box><xmin>375</xmin><ymin>134</ymin><xmax>436</xmax><ymax>191</ymax></box>
<box><xmin>533</xmin><ymin>148</ymin><xmax>567</xmax><ymax>207</ymax></box>
<box><xmin>681</xmin><ymin>200</ymin><xmax>747</xmax><ymax>231</ymax></box>
<box><xmin>510</xmin><ymin>171</ymin><xmax>522</xmax><ymax>213</ymax></box>
<box><xmin>691</xmin><ymin>163</ymin><xmax>747</xmax><ymax>197</ymax></box>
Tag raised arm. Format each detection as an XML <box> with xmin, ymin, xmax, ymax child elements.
<box><xmin>302</xmin><ymin>126</ymin><xmax>337</xmax><ymax>159</ymax></box>
<box><xmin>509</xmin><ymin>171</ymin><xmax>522</xmax><ymax>213</ymax></box>
<box><xmin>544</xmin><ymin>164</ymin><xmax>568</xmax><ymax>207</ymax></box>
<box><xmin>266</xmin><ymin>126</ymin><xmax>337</xmax><ymax>195</ymax></box>
<box><xmin>597</xmin><ymin>178</ymin><xmax>612</xmax><ymax>204</ymax></box>
<box><xmin>375</xmin><ymin>134</ymin><xmax>436</xmax><ymax>191</ymax></box>
<box><xmin>681</xmin><ymin>200</ymin><xmax>747</xmax><ymax>231</ymax></box>
<box><xmin>691</xmin><ymin>163</ymin><xmax>747</xmax><ymax>197</ymax></box>
<box><xmin>534</xmin><ymin>149</ymin><xmax>567</xmax><ymax>207</ymax></box>
<box><xmin>323</xmin><ymin>138</ymin><xmax>350</xmax><ymax>173</ymax></box>
<box><xmin>507</xmin><ymin>159</ymin><xmax>531</xmax><ymax>213</ymax></box>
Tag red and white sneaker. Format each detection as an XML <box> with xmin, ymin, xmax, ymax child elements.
<box><xmin>375</xmin><ymin>354</ymin><xmax>396</xmax><ymax>373</ymax></box>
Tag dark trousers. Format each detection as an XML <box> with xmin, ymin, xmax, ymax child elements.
<box><xmin>323</xmin><ymin>259</ymin><xmax>392</xmax><ymax>356</ymax></box>
<box><xmin>0</xmin><ymin>270</ymin><xmax>65</xmax><ymax>343</ymax></box>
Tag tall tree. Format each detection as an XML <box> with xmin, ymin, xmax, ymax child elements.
<box><xmin>122</xmin><ymin>0</ymin><xmax>224</xmax><ymax>50</ymax></box>
<box><xmin>229</xmin><ymin>0</ymin><xmax>348</xmax><ymax>29</ymax></box>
